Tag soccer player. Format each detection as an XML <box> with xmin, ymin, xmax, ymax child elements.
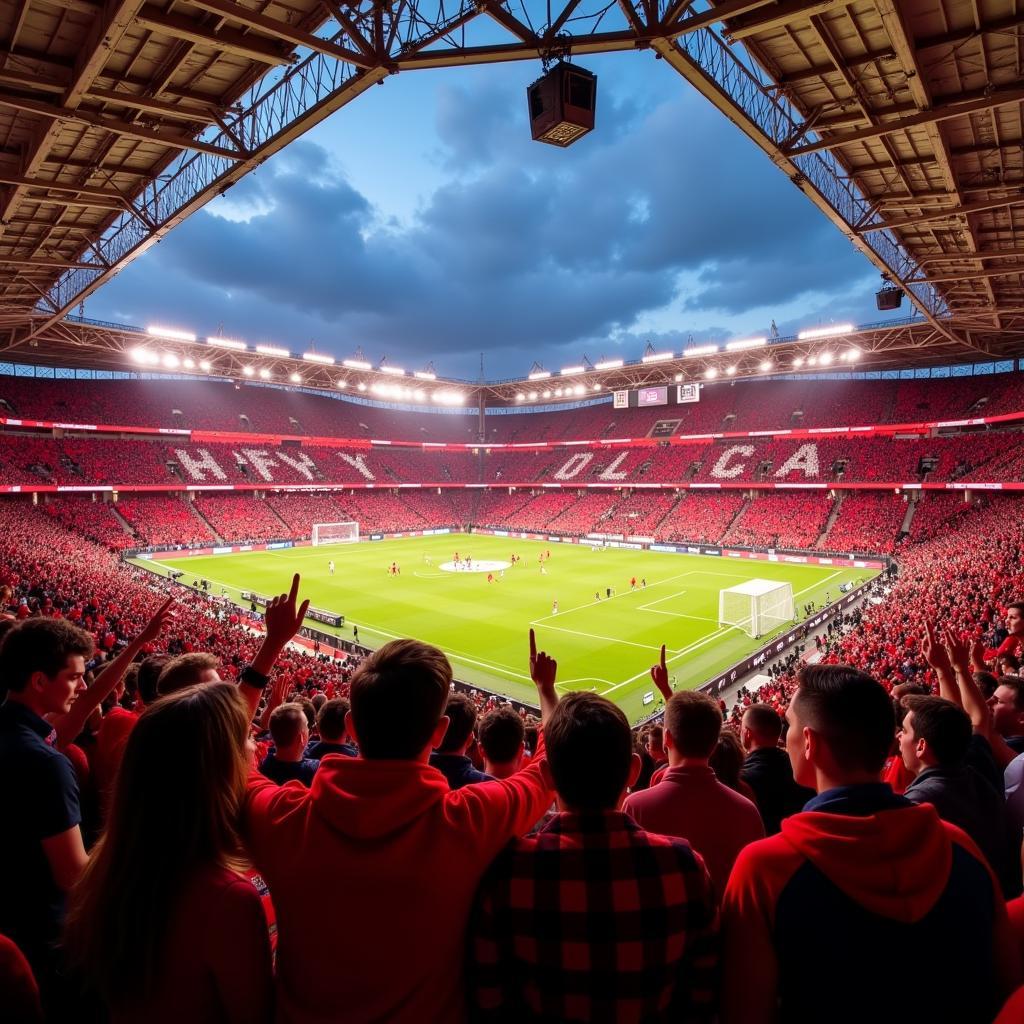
<box><xmin>641</xmin><ymin>578</ymin><xmax>647</xmax><ymax>589</ymax></box>
<box><xmin>552</xmin><ymin>599</ymin><xmax>558</xmax><ymax>615</ymax></box>
<box><xmin>328</xmin><ymin>559</ymin><xmax>335</xmax><ymax>576</ymax></box>
<box><xmin>630</xmin><ymin>576</ymin><xmax>637</xmax><ymax>591</ymax></box>
<box><xmin>487</xmin><ymin>573</ymin><xmax>494</xmax><ymax>584</ymax></box>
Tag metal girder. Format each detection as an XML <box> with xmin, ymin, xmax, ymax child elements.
<box><xmin>919</xmin><ymin>247</ymin><xmax>1024</xmax><ymax>265</ymax></box>
<box><xmin>0</xmin><ymin>173</ymin><xmax>127</xmax><ymax>202</ymax></box>
<box><xmin>788</xmin><ymin>86</ymin><xmax>1024</xmax><ymax>157</ymax></box>
<box><xmin>723</xmin><ymin>0</ymin><xmax>860</xmax><ymax>43</ymax></box>
<box><xmin>859</xmin><ymin>195</ymin><xmax>1024</xmax><ymax>234</ymax></box>
<box><xmin>0</xmin><ymin>93</ymin><xmax>246</xmax><ymax>161</ymax></box>
<box><xmin>11</xmin><ymin>0</ymin><xmax>1015</xmax><ymax>366</ymax></box>
<box><xmin>181</xmin><ymin>0</ymin><xmax>374</xmax><ymax>68</ymax></box>
<box><xmin>665</xmin><ymin>0</ymin><xmax>772</xmax><ymax>35</ymax></box>
<box><xmin>646</xmin><ymin>32</ymin><xmax>956</xmax><ymax>344</ymax></box>
<box><xmin>920</xmin><ymin>266</ymin><xmax>1024</xmax><ymax>284</ymax></box>
<box><xmin>82</xmin><ymin>88</ymin><xmax>221</xmax><ymax>124</ymax></box>
<box><xmin>0</xmin><ymin>256</ymin><xmax>98</xmax><ymax>270</ymax></box>
<box><xmin>776</xmin><ymin>12</ymin><xmax>1024</xmax><ymax>86</ymax></box>
<box><xmin>133</xmin><ymin>5</ymin><xmax>295</xmax><ymax>65</ymax></box>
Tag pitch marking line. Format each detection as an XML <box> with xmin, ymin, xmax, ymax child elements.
<box><xmin>530</xmin><ymin>622</ymin><xmax>677</xmax><ymax>654</ymax></box>
<box><xmin>602</xmin><ymin>569</ymin><xmax>848</xmax><ymax>696</ymax></box>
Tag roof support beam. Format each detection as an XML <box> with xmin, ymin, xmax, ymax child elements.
<box><xmin>82</xmin><ymin>87</ymin><xmax>220</xmax><ymax>123</ymax></box>
<box><xmin>182</xmin><ymin>0</ymin><xmax>374</xmax><ymax>68</ymax></box>
<box><xmin>859</xmin><ymin>195</ymin><xmax>1024</xmax><ymax>234</ymax></box>
<box><xmin>917</xmin><ymin>266</ymin><xmax>1024</xmax><ymax>284</ymax></box>
<box><xmin>0</xmin><ymin>173</ymin><xmax>126</xmax><ymax>202</ymax></box>
<box><xmin>0</xmin><ymin>93</ymin><xmax>245</xmax><ymax>160</ymax></box>
<box><xmin>788</xmin><ymin>86</ymin><xmax>1024</xmax><ymax>156</ymax></box>
<box><xmin>723</xmin><ymin>0</ymin><xmax>860</xmax><ymax>42</ymax></box>
<box><xmin>0</xmin><ymin>256</ymin><xmax>98</xmax><ymax>270</ymax></box>
<box><xmin>134</xmin><ymin>5</ymin><xmax>295</xmax><ymax>66</ymax></box>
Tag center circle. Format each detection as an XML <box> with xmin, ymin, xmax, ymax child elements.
<box><xmin>439</xmin><ymin>559</ymin><xmax>511</xmax><ymax>574</ymax></box>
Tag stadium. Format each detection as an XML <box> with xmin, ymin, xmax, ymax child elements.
<box><xmin>2</xmin><ymin>0</ymin><xmax>1024</xmax><ymax>1021</ymax></box>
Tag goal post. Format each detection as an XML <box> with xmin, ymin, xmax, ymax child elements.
<box><xmin>719</xmin><ymin>579</ymin><xmax>795</xmax><ymax>638</ymax></box>
<box><xmin>311</xmin><ymin>521</ymin><xmax>360</xmax><ymax>547</ymax></box>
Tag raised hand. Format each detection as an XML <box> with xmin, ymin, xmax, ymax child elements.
<box><xmin>942</xmin><ymin>625</ymin><xmax>972</xmax><ymax>673</ymax></box>
<box><xmin>529</xmin><ymin>628</ymin><xmax>558</xmax><ymax>724</ymax></box>
<box><xmin>969</xmin><ymin>636</ymin><xmax>987</xmax><ymax>671</ymax></box>
<box><xmin>650</xmin><ymin>644</ymin><xmax>673</xmax><ymax>701</ymax></box>
<box><xmin>264</xmin><ymin>574</ymin><xmax>311</xmax><ymax>654</ymax></box>
<box><xmin>921</xmin><ymin>621</ymin><xmax>951</xmax><ymax>673</ymax></box>
<box><xmin>136</xmin><ymin>596</ymin><xmax>174</xmax><ymax>647</ymax></box>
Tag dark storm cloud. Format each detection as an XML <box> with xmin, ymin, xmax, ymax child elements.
<box><xmin>89</xmin><ymin>71</ymin><xmax>880</xmax><ymax>375</ymax></box>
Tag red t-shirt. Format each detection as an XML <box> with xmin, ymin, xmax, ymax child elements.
<box><xmin>93</xmin><ymin>708</ymin><xmax>139</xmax><ymax>809</ymax></box>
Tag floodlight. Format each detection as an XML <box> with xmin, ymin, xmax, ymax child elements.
<box><xmin>147</xmin><ymin>325</ymin><xmax>195</xmax><ymax>342</ymax></box>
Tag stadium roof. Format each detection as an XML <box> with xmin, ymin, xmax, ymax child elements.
<box><xmin>0</xmin><ymin>0</ymin><xmax>1021</xmax><ymax>380</ymax></box>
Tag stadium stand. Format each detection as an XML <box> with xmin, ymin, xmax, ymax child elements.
<box><xmin>4</xmin><ymin>371</ymin><xmax>1024</xmax><ymax>440</ymax></box>
<box><xmin>818</xmin><ymin>492</ymin><xmax>908</xmax><ymax>554</ymax></box>
<box><xmin>723</xmin><ymin>493</ymin><xmax>833</xmax><ymax>550</ymax></box>
<box><xmin>116</xmin><ymin>496</ymin><xmax>217</xmax><ymax>548</ymax></box>
<box><xmin>193</xmin><ymin>495</ymin><xmax>290</xmax><ymax>543</ymax></box>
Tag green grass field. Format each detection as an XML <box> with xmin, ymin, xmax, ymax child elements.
<box><xmin>136</xmin><ymin>533</ymin><xmax>873</xmax><ymax>725</ymax></box>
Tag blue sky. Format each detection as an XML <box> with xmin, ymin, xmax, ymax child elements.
<box><xmin>88</xmin><ymin>51</ymin><xmax>898</xmax><ymax>378</ymax></box>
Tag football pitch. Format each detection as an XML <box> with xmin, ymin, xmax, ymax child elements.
<box><xmin>138</xmin><ymin>533</ymin><xmax>873</xmax><ymax>725</ymax></box>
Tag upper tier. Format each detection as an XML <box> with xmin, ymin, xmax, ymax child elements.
<box><xmin>3</xmin><ymin>372</ymin><xmax>1024</xmax><ymax>443</ymax></box>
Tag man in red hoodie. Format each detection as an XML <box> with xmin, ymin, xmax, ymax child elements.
<box><xmin>720</xmin><ymin>664</ymin><xmax>1020</xmax><ymax>1024</ymax></box>
<box><xmin>241</xmin><ymin>617</ymin><xmax>558</xmax><ymax>1024</ymax></box>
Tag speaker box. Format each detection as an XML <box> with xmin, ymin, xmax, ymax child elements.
<box><xmin>527</xmin><ymin>64</ymin><xmax>597</xmax><ymax>148</ymax></box>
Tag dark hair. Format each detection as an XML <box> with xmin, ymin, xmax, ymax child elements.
<box><xmin>998</xmin><ymin>652</ymin><xmax>1021</xmax><ymax>672</ymax></box>
<box><xmin>316</xmin><ymin>698</ymin><xmax>349</xmax><ymax>742</ymax></box>
<box><xmin>478</xmin><ymin>706</ymin><xmax>525</xmax><ymax>764</ymax></box>
<box><xmin>349</xmin><ymin>639</ymin><xmax>451</xmax><ymax>759</ymax></box>
<box><xmin>270</xmin><ymin>704</ymin><xmax>307</xmax><ymax>748</ymax></box>
<box><xmin>65</xmin><ymin>683</ymin><xmax>251</xmax><ymax>1005</ymax></box>
<box><xmin>1007</xmin><ymin>601</ymin><xmax>1024</xmax><ymax>617</ymax></box>
<box><xmin>742</xmin><ymin>703</ymin><xmax>782</xmax><ymax>744</ymax></box>
<box><xmin>664</xmin><ymin>691</ymin><xmax>723</xmax><ymax>759</ymax></box>
<box><xmin>710</xmin><ymin>728</ymin><xmax>747</xmax><ymax>792</ymax></box>
<box><xmin>437</xmin><ymin>693</ymin><xmax>477</xmax><ymax>753</ymax></box>
<box><xmin>974</xmin><ymin>670</ymin><xmax>999</xmax><ymax>700</ymax></box>
<box><xmin>137</xmin><ymin>654</ymin><xmax>170</xmax><ymax>706</ymax></box>
<box><xmin>792</xmin><ymin>664</ymin><xmax>894</xmax><ymax>774</ymax></box>
<box><xmin>546</xmin><ymin>692</ymin><xmax>633</xmax><ymax>811</ymax></box>
<box><xmin>902</xmin><ymin>696</ymin><xmax>972</xmax><ymax>767</ymax></box>
<box><xmin>156</xmin><ymin>652</ymin><xmax>220</xmax><ymax>696</ymax></box>
<box><xmin>0</xmin><ymin>618</ymin><xmax>94</xmax><ymax>693</ymax></box>
<box><xmin>294</xmin><ymin>697</ymin><xmax>316</xmax><ymax>732</ymax></box>
<box><xmin>997</xmin><ymin>675</ymin><xmax>1024</xmax><ymax>711</ymax></box>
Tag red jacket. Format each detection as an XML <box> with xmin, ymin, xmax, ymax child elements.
<box><xmin>242</xmin><ymin>741</ymin><xmax>552</xmax><ymax>1024</ymax></box>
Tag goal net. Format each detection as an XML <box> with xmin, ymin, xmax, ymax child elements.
<box><xmin>311</xmin><ymin>521</ymin><xmax>360</xmax><ymax>547</ymax></box>
<box><xmin>719</xmin><ymin>579</ymin><xmax>795</xmax><ymax>638</ymax></box>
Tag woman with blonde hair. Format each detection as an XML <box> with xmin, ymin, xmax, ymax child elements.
<box><xmin>65</xmin><ymin>682</ymin><xmax>273</xmax><ymax>1023</ymax></box>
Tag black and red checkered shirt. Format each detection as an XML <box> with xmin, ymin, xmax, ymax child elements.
<box><xmin>468</xmin><ymin>810</ymin><xmax>719</xmax><ymax>1023</ymax></box>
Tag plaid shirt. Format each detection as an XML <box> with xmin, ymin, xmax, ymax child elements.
<box><xmin>468</xmin><ymin>810</ymin><xmax>719</xmax><ymax>1023</ymax></box>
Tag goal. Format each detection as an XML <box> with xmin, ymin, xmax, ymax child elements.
<box><xmin>311</xmin><ymin>521</ymin><xmax>360</xmax><ymax>547</ymax></box>
<box><xmin>719</xmin><ymin>579</ymin><xmax>795</xmax><ymax>638</ymax></box>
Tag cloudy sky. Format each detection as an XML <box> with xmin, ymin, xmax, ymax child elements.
<box><xmin>87</xmin><ymin>51</ymin><xmax>897</xmax><ymax>378</ymax></box>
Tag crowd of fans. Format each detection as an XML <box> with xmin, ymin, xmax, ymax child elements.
<box><xmin>4</xmin><ymin>457</ymin><xmax>1024</xmax><ymax>1020</ymax></box>
<box><xmin>7</xmin><ymin>370</ymin><xmax>1024</xmax><ymax>438</ymax></box>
